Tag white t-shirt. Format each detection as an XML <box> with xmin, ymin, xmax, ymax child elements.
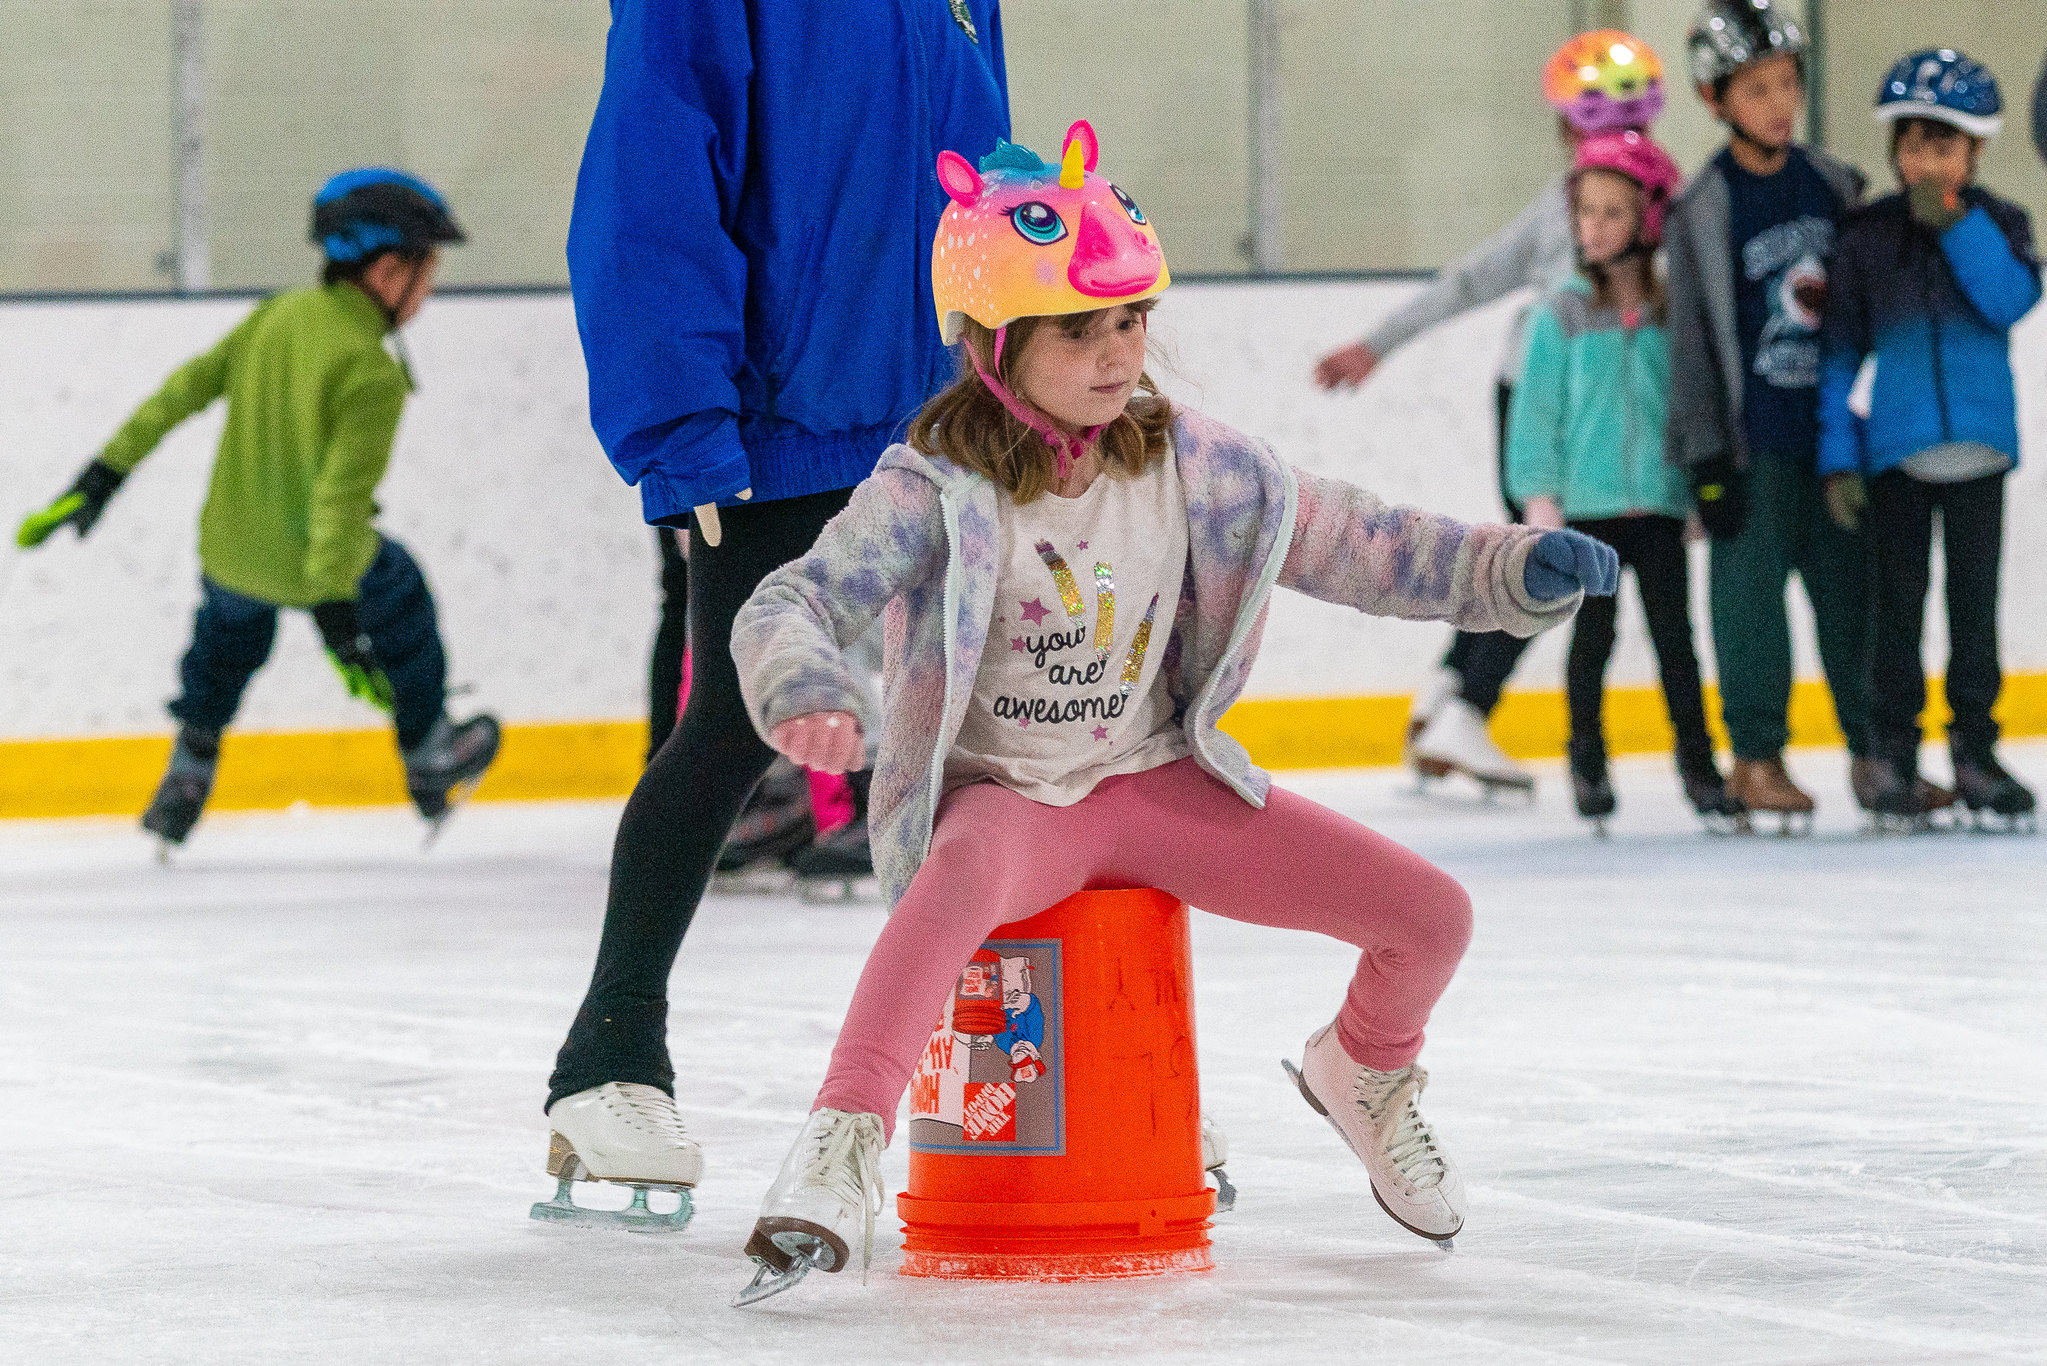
<box><xmin>945</xmin><ymin>456</ymin><xmax>1191</xmax><ymax>805</ymax></box>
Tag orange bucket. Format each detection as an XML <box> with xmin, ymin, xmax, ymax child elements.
<box><xmin>896</xmin><ymin>887</ymin><xmax>1214</xmax><ymax>1280</ymax></box>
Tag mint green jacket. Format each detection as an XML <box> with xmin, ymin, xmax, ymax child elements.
<box><xmin>98</xmin><ymin>284</ymin><xmax>410</xmax><ymax>606</ymax></box>
<box><xmin>1505</xmin><ymin>277</ymin><xmax>1690</xmax><ymax>523</ymax></box>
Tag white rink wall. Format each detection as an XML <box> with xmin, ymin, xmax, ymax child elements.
<box><xmin>3</xmin><ymin>283</ymin><xmax>2043</xmax><ymax>741</ymax></box>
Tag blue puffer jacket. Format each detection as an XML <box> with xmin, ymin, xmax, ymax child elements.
<box><xmin>567</xmin><ymin>0</ymin><xmax>1010</xmax><ymax>524</ymax></box>
<box><xmin>1817</xmin><ymin>187</ymin><xmax>2041</xmax><ymax>478</ymax></box>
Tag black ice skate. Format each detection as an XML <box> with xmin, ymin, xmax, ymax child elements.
<box><xmin>713</xmin><ymin>757</ymin><xmax>815</xmax><ymax>893</ymax></box>
<box><xmin>790</xmin><ymin>771</ymin><xmax>875</xmax><ymax>903</ymax></box>
<box><xmin>1569</xmin><ymin>745</ymin><xmax>1615</xmax><ymax>838</ymax></box>
<box><xmin>404</xmin><ymin>713</ymin><xmax>501</xmax><ymax>847</ymax></box>
<box><xmin>141</xmin><ymin>724</ymin><xmax>220</xmax><ymax>860</ymax></box>
<box><xmin>1951</xmin><ymin>748</ymin><xmax>2037</xmax><ymax>834</ymax></box>
<box><xmin>1681</xmin><ymin>763</ymin><xmax>1748</xmax><ymax>835</ymax></box>
<box><xmin>1855</xmin><ymin>752</ymin><xmax>1954</xmax><ymax>835</ymax></box>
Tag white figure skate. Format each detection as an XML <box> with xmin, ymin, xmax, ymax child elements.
<box><xmin>1410</xmin><ymin>698</ymin><xmax>1534</xmax><ymax>800</ymax></box>
<box><xmin>1404</xmin><ymin>665</ymin><xmax>1462</xmax><ymax>752</ymax></box>
<box><xmin>530</xmin><ymin>1082</ymin><xmax>702</xmax><ymax>1232</ymax></box>
<box><xmin>1202</xmin><ymin>1112</ymin><xmax>1236</xmax><ymax>1212</ymax></box>
<box><xmin>1282</xmin><ymin>1024</ymin><xmax>1464</xmax><ymax>1245</ymax></box>
<box><xmin>736</xmin><ymin>1109</ymin><xmax>885</xmax><ymax>1306</ymax></box>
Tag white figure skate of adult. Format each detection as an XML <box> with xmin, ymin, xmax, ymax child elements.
<box><xmin>530</xmin><ymin>1082</ymin><xmax>702</xmax><ymax>1232</ymax></box>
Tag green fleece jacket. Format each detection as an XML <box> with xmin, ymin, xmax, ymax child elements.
<box><xmin>98</xmin><ymin>283</ymin><xmax>410</xmax><ymax>606</ymax></box>
<box><xmin>1506</xmin><ymin>277</ymin><xmax>1690</xmax><ymax>522</ymax></box>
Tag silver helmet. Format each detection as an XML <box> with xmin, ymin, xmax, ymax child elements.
<box><xmin>1687</xmin><ymin>0</ymin><xmax>1808</xmax><ymax>88</ymax></box>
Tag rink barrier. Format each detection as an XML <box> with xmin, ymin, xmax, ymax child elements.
<box><xmin>896</xmin><ymin>887</ymin><xmax>1214</xmax><ymax>1281</ymax></box>
<box><xmin>5</xmin><ymin>672</ymin><xmax>2043</xmax><ymax>817</ymax></box>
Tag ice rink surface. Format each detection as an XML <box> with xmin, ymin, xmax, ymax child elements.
<box><xmin>4</xmin><ymin>746</ymin><xmax>2044</xmax><ymax>1365</ymax></box>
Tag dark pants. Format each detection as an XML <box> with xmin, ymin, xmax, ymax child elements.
<box><xmin>1442</xmin><ymin>380</ymin><xmax>1535</xmax><ymax>714</ymax></box>
<box><xmin>548</xmin><ymin>488</ymin><xmax>853</xmax><ymax>1110</ymax></box>
<box><xmin>1562</xmin><ymin>516</ymin><xmax>1715</xmax><ymax>775</ymax></box>
<box><xmin>1866</xmin><ymin>469</ymin><xmax>2006</xmax><ymax>758</ymax></box>
<box><xmin>1708</xmin><ymin>454</ymin><xmax>1871</xmax><ymax>760</ymax></box>
<box><xmin>647</xmin><ymin>527</ymin><xmax>689</xmax><ymax>759</ymax></box>
<box><xmin>169</xmin><ymin>536</ymin><xmax>446</xmax><ymax>751</ymax></box>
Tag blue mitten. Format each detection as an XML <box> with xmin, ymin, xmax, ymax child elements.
<box><xmin>1524</xmin><ymin>530</ymin><xmax>1619</xmax><ymax>601</ymax></box>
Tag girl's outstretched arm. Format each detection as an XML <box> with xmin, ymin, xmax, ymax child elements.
<box><xmin>731</xmin><ymin>467</ymin><xmax>945</xmax><ymax>740</ymax></box>
<box><xmin>1280</xmin><ymin>469</ymin><xmax>1579</xmax><ymax>639</ymax></box>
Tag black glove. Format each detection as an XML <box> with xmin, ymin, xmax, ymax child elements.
<box><xmin>16</xmin><ymin>459</ymin><xmax>125</xmax><ymax>547</ymax></box>
<box><xmin>312</xmin><ymin>601</ymin><xmax>395</xmax><ymax>713</ymax></box>
<box><xmin>1690</xmin><ymin>459</ymin><xmax>1747</xmax><ymax>541</ymax></box>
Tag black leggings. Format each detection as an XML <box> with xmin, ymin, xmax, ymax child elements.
<box><xmin>549</xmin><ymin>489</ymin><xmax>853</xmax><ymax>1109</ymax></box>
<box><xmin>647</xmin><ymin>528</ymin><xmax>689</xmax><ymax>759</ymax></box>
<box><xmin>1562</xmin><ymin>515</ymin><xmax>1714</xmax><ymax>776</ymax></box>
<box><xmin>1440</xmin><ymin>381</ymin><xmax>1535</xmax><ymax>714</ymax></box>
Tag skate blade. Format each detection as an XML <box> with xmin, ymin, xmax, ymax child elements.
<box><xmin>1281</xmin><ymin>1058</ymin><xmax>1461</xmax><ymax>1246</ymax></box>
<box><xmin>420</xmin><ymin>777</ymin><xmax>485</xmax><ymax>851</ymax></box>
<box><xmin>1964</xmin><ymin>808</ymin><xmax>2038</xmax><ymax>836</ymax></box>
<box><xmin>711</xmin><ymin>867</ymin><xmax>797</xmax><ymax>896</ymax></box>
<box><xmin>734</xmin><ymin>1241</ymin><xmax>831</xmax><ymax>1307</ymax></box>
<box><xmin>1699</xmin><ymin>811</ymin><xmax>1751</xmax><ymax>837</ymax></box>
<box><xmin>797</xmin><ymin>876</ymin><xmax>877</xmax><ymax>905</ymax></box>
<box><xmin>155</xmin><ymin>839</ymin><xmax>174</xmax><ymax>866</ymax></box>
<box><xmin>1209</xmin><ymin>1163</ymin><xmax>1237</xmax><ymax>1214</ymax></box>
<box><xmin>1585</xmin><ymin>816</ymin><xmax>1610</xmax><ymax>839</ymax></box>
<box><xmin>528</xmin><ymin>1176</ymin><xmax>695</xmax><ymax>1233</ymax></box>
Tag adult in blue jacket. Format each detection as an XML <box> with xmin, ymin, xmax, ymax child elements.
<box><xmin>544</xmin><ymin>0</ymin><xmax>1009</xmax><ymax>1194</ymax></box>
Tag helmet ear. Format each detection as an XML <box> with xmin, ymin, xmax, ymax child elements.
<box><xmin>1062</xmin><ymin>120</ymin><xmax>1100</xmax><ymax>174</ymax></box>
<box><xmin>936</xmin><ymin>150</ymin><xmax>983</xmax><ymax>207</ymax></box>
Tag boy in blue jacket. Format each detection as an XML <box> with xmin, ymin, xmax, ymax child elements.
<box><xmin>1818</xmin><ymin>50</ymin><xmax>2042</xmax><ymax>829</ymax></box>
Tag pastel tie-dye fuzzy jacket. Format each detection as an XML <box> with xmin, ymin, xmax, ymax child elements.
<box><xmin>733</xmin><ymin>406</ymin><xmax>1578</xmax><ymax>910</ymax></box>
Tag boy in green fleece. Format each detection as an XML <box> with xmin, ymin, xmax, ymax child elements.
<box><xmin>16</xmin><ymin>168</ymin><xmax>497</xmax><ymax>847</ymax></box>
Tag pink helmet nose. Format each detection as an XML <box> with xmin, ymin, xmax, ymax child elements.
<box><xmin>1067</xmin><ymin>200</ymin><xmax>1162</xmax><ymax>298</ymax></box>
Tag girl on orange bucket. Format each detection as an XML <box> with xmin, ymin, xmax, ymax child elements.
<box><xmin>729</xmin><ymin>120</ymin><xmax>1618</xmax><ymax>1301</ymax></box>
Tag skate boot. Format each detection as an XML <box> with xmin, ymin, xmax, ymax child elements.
<box><xmin>791</xmin><ymin>771</ymin><xmax>874</xmax><ymax>902</ymax></box>
<box><xmin>1728</xmin><ymin>756</ymin><xmax>1814</xmax><ymax>836</ymax></box>
<box><xmin>1410</xmin><ymin>698</ymin><xmax>1534</xmax><ymax>799</ymax></box>
<box><xmin>1201</xmin><ymin>1112</ymin><xmax>1236</xmax><ymax>1213</ymax></box>
<box><xmin>530</xmin><ymin>1082</ymin><xmax>701</xmax><ymax>1232</ymax></box>
<box><xmin>1851</xmin><ymin>754</ymin><xmax>1955</xmax><ymax>831</ymax></box>
<box><xmin>1681</xmin><ymin>761</ymin><xmax>1748</xmax><ymax>835</ymax></box>
<box><xmin>141</xmin><ymin>724</ymin><xmax>220</xmax><ymax>857</ymax></box>
<box><xmin>1951</xmin><ymin>746</ymin><xmax>2037</xmax><ymax>833</ymax></box>
<box><xmin>404</xmin><ymin>712</ymin><xmax>501</xmax><ymax>845</ymax></box>
<box><xmin>1404</xmin><ymin>665</ymin><xmax>1462</xmax><ymax>754</ymax></box>
<box><xmin>714</xmin><ymin>757</ymin><xmax>816</xmax><ymax>892</ymax></box>
<box><xmin>1282</xmin><ymin>1024</ymin><xmax>1463</xmax><ymax>1245</ymax></box>
<box><xmin>1569</xmin><ymin>740</ymin><xmax>1615</xmax><ymax>837</ymax></box>
<box><xmin>737</xmin><ymin>1108</ymin><xmax>885</xmax><ymax>1306</ymax></box>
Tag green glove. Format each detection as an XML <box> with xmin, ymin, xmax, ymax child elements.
<box><xmin>17</xmin><ymin>459</ymin><xmax>125</xmax><ymax>548</ymax></box>
<box><xmin>311</xmin><ymin>600</ymin><xmax>395</xmax><ymax>714</ymax></box>
<box><xmin>1823</xmin><ymin>472</ymin><xmax>1867</xmax><ymax>533</ymax></box>
<box><xmin>1909</xmin><ymin>180</ymin><xmax>1966</xmax><ymax>233</ymax></box>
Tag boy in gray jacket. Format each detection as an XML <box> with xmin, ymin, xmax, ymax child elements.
<box><xmin>1665</xmin><ymin>0</ymin><xmax>1878</xmax><ymax>829</ymax></box>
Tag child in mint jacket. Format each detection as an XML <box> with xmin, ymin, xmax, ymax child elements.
<box><xmin>1508</xmin><ymin>131</ymin><xmax>1738</xmax><ymax>830</ymax></box>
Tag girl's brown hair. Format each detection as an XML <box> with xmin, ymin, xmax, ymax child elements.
<box><xmin>1571</xmin><ymin>169</ymin><xmax>1668</xmax><ymax>321</ymax></box>
<box><xmin>907</xmin><ymin>302</ymin><xmax>1173</xmax><ymax>503</ymax></box>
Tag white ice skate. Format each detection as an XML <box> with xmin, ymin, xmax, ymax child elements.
<box><xmin>1202</xmin><ymin>1112</ymin><xmax>1236</xmax><ymax>1212</ymax></box>
<box><xmin>736</xmin><ymin>1108</ymin><xmax>885</xmax><ymax>1306</ymax></box>
<box><xmin>529</xmin><ymin>1082</ymin><xmax>702</xmax><ymax>1232</ymax></box>
<box><xmin>1282</xmin><ymin>1024</ymin><xmax>1464</xmax><ymax>1245</ymax></box>
<box><xmin>1410</xmin><ymin>698</ymin><xmax>1534</xmax><ymax>799</ymax></box>
<box><xmin>1404</xmin><ymin>665</ymin><xmax>1462</xmax><ymax>750</ymax></box>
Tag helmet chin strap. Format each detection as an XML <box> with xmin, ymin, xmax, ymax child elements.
<box><xmin>1727</xmin><ymin>115</ymin><xmax>1790</xmax><ymax>160</ymax></box>
<box><xmin>968</xmin><ymin>325</ymin><xmax>1106</xmax><ymax>481</ymax></box>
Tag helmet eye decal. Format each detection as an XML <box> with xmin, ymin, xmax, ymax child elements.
<box><xmin>1111</xmin><ymin>184</ymin><xmax>1147</xmax><ymax>225</ymax></box>
<box><xmin>1010</xmin><ymin>201</ymin><xmax>1067</xmax><ymax>245</ymax></box>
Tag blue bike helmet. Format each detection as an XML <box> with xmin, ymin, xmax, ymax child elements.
<box><xmin>309</xmin><ymin>168</ymin><xmax>465</xmax><ymax>264</ymax></box>
<box><xmin>1875</xmin><ymin>49</ymin><xmax>2003</xmax><ymax>138</ymax></box>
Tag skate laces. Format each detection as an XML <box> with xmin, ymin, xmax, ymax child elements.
<box><xmin>1352</xmin><ymin>1064</ymin><xmax>1448</xmax><ymax>1191</ymax></box>
<box><xmin>605</xmin><ymin>1083</ymin><xmax>695</xmax><ymax>1146</ymax></box>
<box><xmin>800</xmin><ymin>1110</ymin><xmax>885</xmax><ymax>1280</ymax></box>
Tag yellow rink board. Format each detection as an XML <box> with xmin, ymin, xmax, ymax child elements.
<box><xmin>4</xmin><ymin>674</ymin><xmax>2044</xmax><ymax>819</ymax></box>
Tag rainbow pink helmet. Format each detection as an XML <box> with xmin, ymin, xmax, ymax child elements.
<box><xmin>1572</xmin><ymin>130</ymin><xmax>1683</xmax><ymax>244</ymax></box>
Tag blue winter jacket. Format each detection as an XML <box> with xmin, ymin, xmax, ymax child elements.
<box><xmin>567</xmin><ymin>0</ymin><xmax>1010</xmax><ymax>524</ymax></box>
<box><xmin>1817</xmin><ymin>188</ymin><xmax>2041</xmax><ymax>478</ymax></box>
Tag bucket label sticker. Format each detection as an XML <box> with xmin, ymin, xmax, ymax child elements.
<box><xmin>908</xmin><ymin>938</ymin><xmax>1063</xmax><ymax>1155</ymax></box>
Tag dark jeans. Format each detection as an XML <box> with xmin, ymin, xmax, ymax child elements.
<box><xmin>168</xmin><ymin>535</ymin><xmax>446</xmax><ymax>751</ymax></box>
<box><xmin>1442</xmin><ymin>380</ymin><xmax>1534</xmax><ymax>714</ymax></box>
<box><xmin>548</xmin><ymin>488</ymin><xmax>853</xmax><ymax>1110</ymax></box>
<box><xmin>1708</xmin><ymin>453</ymin><xmax>1871</xmax><ymax>759</ymax></box>
<box><xmin>1562</xmin><ymin>516</ymin><xmax>1715</xmax><ymax>775</ymax></box>
<box><xmin>1866</xmin><ymin>469</ymin><xmax>2006</xmax><ymax>758</ymax></box>
<box><xmin>647</xmin><ymin>527</ymin><xmax>689</xmax><ymax>759</ymax></box>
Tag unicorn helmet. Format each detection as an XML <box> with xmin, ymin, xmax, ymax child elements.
<box><xmin>932</xmin><ymin>120</ymin><xmax>1170</xmax><ymax>346</ymax></box>
<box><xmin>1545</xmin><ymin>30</ymin><xmax>1666</xmax><ymax>134</ymax></box>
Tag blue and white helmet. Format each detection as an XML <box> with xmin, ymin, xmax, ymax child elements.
<box><xmin>1875</xmin><ymin>49</ymin><xmax>2003</xmax><ymax>138</ymax></box>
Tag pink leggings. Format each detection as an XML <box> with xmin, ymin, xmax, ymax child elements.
<box><xmin>814</xmin><ymin>757</ymin><xmax>1473</xmax><ymax>1139</ymax></box>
